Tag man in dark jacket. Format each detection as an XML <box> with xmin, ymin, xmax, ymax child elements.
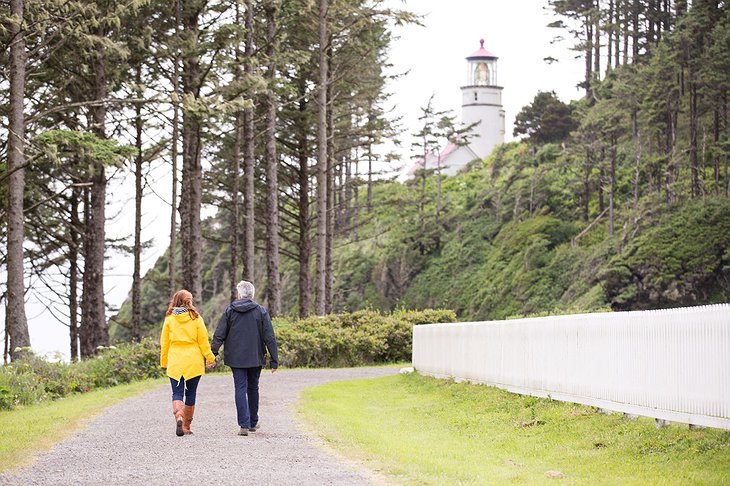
<box><xmin>211</xmin><ymin>280</ymin><xmax>278</xmax><ymax>436</ymax></box>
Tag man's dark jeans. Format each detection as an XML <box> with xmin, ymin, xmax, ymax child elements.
<box><xmin>231</xmin><ymin>367</ymin><xmax>262</xmax><ymax>428</ymax></box>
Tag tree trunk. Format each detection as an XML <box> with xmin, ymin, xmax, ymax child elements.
<box><xmin>598</xmin><ymin>162</ymin><xmax>605</xmax><ymax>214</ymax></box>
<box><xmin>722</xmin><ymin>90</ymin><xmax>730</xmax><ymax>197</ymax></box>
<box><xmin>231</xmin><ymin>110</ymin><xmax>243</xmax><ymax>301</ymax></box>
<box><xmin>132</xmin><ymin>65</ymin><xmax>143</xmax><ymax>341</ymax></box>
<box><xmin>622</xmin><ymin>0</ymin><xmax>629</xmax><ymax>64</ymax></box>
<box><xmin>243</xmin><ymin>0</ymin><xmax>256</xmax><ymax>281</ymax></box>
<box><xmin>325</xmin><ymin>46</ymin><xmax>335</xmax><ymax>314</ymax></box>
<box><xmin>353</xmin><ymin>156</ymin><xmax>359</xmax><ymax>240</ymax></box>
<box><xmin>81</xmin><ymin>38</ymin><xmax>109</xmax><ymax>357</ymax></box>
<box><xmin>367</xmin><ymin>141</ymin><xmax>373</xmax><ymax>212</ymax></box>
<box><xmin>666</xmin><ymin>103</ymin><xmax>678</xmax><ymax>204</ymax></box>
<box><xmin>335</xmin><ymin>154</ymin><xmax>343</xmax><ymax>230</ymax></box>
<box><xmin>675</xmin><ymin>0</ymin><xmax>687</xmax><ymax>18</ymax></box>
<box><xmin>583</xmin><ymin>149</ymin><xmax>592</xmax><ymax>221</ymax></box>
<box><xmin>344</xmin><ymin>150</ymin><xmax>352</xmax><ymax>228</ymax></box>
<box><xmin>229</xmin><ymin>1</ymin><xmax>243</xmax><ymax>301</ymax></box>
<box><xmin>4</xmin><ymin>317</ymin><xmax>8</xmax><ymax>364</ymax></box>
<box><xmin>585</xmin><ymin>20</ymin><xmax>593</xmax><ymax>99</ymax></box>
<box><xmin>315</xmin><ymin>0</ymin><xmax>329</xmax><ymax>316</ymax></box>
<box><xmin>609</xmin><ymin>136</ymin><xmax>617</xmax><ymax>236</ymax></box>
<box><xmin>6</xmin><ymin>0</ymin><xmax>31</xmax><ymax>360</ymax></box>
<box><xmin>614</xmin><ymin>0</ymin><xmax>621</xmax><ymax>68</ymax></box>
<box><xmin>593</xmin><ymin>2</ymin><xmax>601</xmax><ymax>80</ymax></box>
<box><xmin>180</xmin><ymin>3</ymin><xmax>204</xmax><ymax>301</ymax></box>
<box><xmin>169</xmin><ymin>0</ymin><xmax>181</xmax><ymax>295</ymax></box>
<box><xmin>633</xmin><ymin>131</ymin><xmax>642</xmax><ymax>209</ymax></box>
<box><xmin>648</xmin><ymin>0</ymin><xmax>655</xmax><ymax>47</ymax></box>
<box><xmin>296</xmin><ymin>78</ymin><xmax>311</xmax><ymax>318</ymax></box>
<box><xmin>632</xmin><ymin>0</ymin><xmax>640</xmax><ymax>61</ymax></box>
<box><xmin>689</xmin><ymin>79</ymin><xmax>700</xmax><ymax>197</ymax></box>
<box><xmin>714</xmin><ymin>100</ymin><xmax>720</xmax><ymax>195</ymax></box>
<box><xmin>607</xmin><ymin>0</ymin><xmax>614</xmax><ymax>71</ymax></box>
<box><xmin>69</xmin><ymin>186</ymin><xmax>80</xmax><ymax>361</ymax></box>
<box><xmin>263</xmin><ymin>1</ymin><xmax>281</xmax><ymax>316</ymax></box>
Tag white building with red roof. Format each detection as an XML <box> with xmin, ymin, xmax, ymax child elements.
<box><xmin>408</xmin><ymin>39</ymin><xmax>505</xmax><ymax>177</ymax></box>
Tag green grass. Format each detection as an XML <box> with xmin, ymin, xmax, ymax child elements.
<box><xmin>299</xmin><ymin>373</ymin><xmax>730</xmax><ymax>485</ymax></box>
<box><xmin>0</xmin><ymin>378</ymin><xmax>164</xmax><ymax>472</ymax></box>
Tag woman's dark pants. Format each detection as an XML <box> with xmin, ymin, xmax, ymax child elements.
<box><xmin>231</xmin><ymin>367</ymin><xmax>262</xmax><ymax>428</ymax></box>
<box><xmin>169</xmin><ymin>376</ymin><xmax>201</xmax><ymax>406</ymax></box>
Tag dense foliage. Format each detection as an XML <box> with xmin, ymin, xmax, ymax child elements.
<box><xmin>513</xmin><ymin>91</ymin><xmax>578</xmax><ymax>144</ymax></box>
<box><xmin>0</xmin><ymin>340</ymin><xmax>163</xmax><ymax>410</ymax></box>
<box><xmin>113</xmin><ymin>141</ymin><xmax>730</xmax><ymax>338</ymax></box>
<box><xmin>276</xmin><ymin>309</ymin><xmax>456</xmax><ymax>367</ymax></box>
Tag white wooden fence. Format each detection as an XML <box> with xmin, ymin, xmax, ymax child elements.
<box><xmin>412</xmin><ymin>304</ymin><xmax>730</xmax><ymax>429</ymax></box>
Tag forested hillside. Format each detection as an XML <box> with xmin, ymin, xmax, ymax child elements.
<box><xmin>112</xmin><ymin>145</ymin><xmax>730</xmax><ymax>340</ymax></box>
<box><xmin>111</xmin><ymin>1</ymin><xmax>730</xmax><ymax>340</ymax></box>
<box><xmin>109</xmin><ymin>0</ymin><xmax>730</xmax><ymax>339</ymax></box>
<box><xmin>2</xmin><ymin>1</ymin><xmax>729</xmax><ymax>357</ymax></box>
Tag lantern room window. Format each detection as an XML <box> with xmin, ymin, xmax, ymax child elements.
<box><xmin>475</xmin><ymin>63</ymin><xmax>489</xmax><ymax>85</ymax></box>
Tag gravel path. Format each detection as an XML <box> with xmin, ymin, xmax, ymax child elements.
<box><xmin>0</xmin><ymin>367</ymin><xmax>399</xmax><ymax>486</ymax></box>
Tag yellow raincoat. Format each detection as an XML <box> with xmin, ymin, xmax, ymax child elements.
<box><xmin>160</xmin><ymin>312</ymin><xmax>216</xmax><ymax>380</ymax></box>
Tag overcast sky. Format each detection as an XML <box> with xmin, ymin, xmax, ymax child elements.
<box><xmin>5</xmin><ymin>0</ymin><xmax>585</xmax><ymax>360</ymax></box>
<box><xmin>384</xmin><ymin>0</ymin><xmax>584</xmax><ymax>160</ymax></box>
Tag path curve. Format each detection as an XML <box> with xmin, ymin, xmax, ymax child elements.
<box><xmin>0</xmin><ymin>367</ymin><xmax>399</xmax><ymax>485</ymax></box>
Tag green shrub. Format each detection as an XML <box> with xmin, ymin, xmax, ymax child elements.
<box><xmin>275</xmin><ymin>308</ymin><xmax>455</xmax><ymax>368</ymax></box>
<box><xmin>0</xmin><ymin>338</ymin><xmax>165</xmax><ymax>411</ymax></box>
<box><xmin>0</xmin><ymin>364</ymin><xmax>48</xmax><ymax>410</ymax></box>
<box><xmin>391</xmin><ymin>308</ymin><xmax>456</xmax><ymax>326</ymax></box>
<box><xmin>75</xmin><ymin>339</ymin><xmax>165</xmax><ymax>388</ymax></box>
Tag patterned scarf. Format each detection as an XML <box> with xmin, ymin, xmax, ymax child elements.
<box><xmin>172</xmin><ymin>306</ymin><xmax>188</xmax><ymax>315</ymax></box>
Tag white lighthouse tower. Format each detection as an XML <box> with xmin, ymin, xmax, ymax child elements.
<box><xmin>407</xmin><ymin>39</ymin><xmax>505</xmax><ymax>177</ymax></box>
<box><xmin>461</xmin><ymin>39</ymin><xmax>505</xmax><ymax>160</ymax></box>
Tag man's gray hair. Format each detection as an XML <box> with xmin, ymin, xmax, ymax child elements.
<box><xmin>236</xmin><ymin>280</ymin><xmax>255</xmax><ymax>300</ymax></box>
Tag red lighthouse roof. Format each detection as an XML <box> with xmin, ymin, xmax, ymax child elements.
<box><xmin>467</xmin><ymin>39</ymin><xmax>497</xmax><ymax>59</ymax></box>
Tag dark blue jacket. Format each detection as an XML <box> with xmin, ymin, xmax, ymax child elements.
<box><xmin>211</xmin><ymin>299</ymin><xmax>278</xmax><ymax>369</ymax></box>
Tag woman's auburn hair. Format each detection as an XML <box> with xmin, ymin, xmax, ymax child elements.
<box><xmin>166</xmin><ymin>289</ymin><xmax>200</xmax><ymax>319</ymax></box>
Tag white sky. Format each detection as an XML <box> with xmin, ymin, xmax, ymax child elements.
<box><xmin>384</xmin><ymin>0</ymin><xmax>584</xmax><ymax>158</ymax></box>
<box><xmin>3</xmin><ymin>0</ymin><xmax>584</xmax><ymax>360</ymax></box>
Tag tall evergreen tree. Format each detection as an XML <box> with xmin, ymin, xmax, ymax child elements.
<box><xmin>315</xmin><ymin>0</ymin><xmax>329</xmax><ymax>316</ymax></box>
<box><xmin>5</xmin><ymin>0</ymin><xmax>31</xmax><ymax>359</ymax></box>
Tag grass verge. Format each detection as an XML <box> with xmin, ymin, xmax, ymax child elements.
<box><xmin>0</xmin><ymin>378</ymin><xmax>164</xmax><ymax>472</ymax></box>
<box><xmin>299</xmin><ymin>373</ymin><xmax>730</xmax><ymax>485</ymax></box>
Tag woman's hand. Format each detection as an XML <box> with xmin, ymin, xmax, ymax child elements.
<box><xmin>206</xmin><ymin>361</ymin><xmax>216</xmax><ymax>369</ymax></box>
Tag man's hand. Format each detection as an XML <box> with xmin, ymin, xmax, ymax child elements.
<box><xmin>271</xmin><ymin>367</ymin><xmax>278</xmax><ymax>374</ymax></box>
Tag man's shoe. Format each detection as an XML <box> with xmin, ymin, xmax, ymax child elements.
<box><xmin>249</xmin><ymin>421</ymin><xmax>258</xmax><ymax>432</ymax></box>
<box><xmin>238</xmin><ymin>427</ymin><xmax>248</xmax><ymax>436</ymax></box>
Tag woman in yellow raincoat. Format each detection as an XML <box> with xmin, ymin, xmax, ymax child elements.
<box><xmin>160</xmin><ymin>289</ymin><xmax>216</xmax><ymax>436</ymax></box>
